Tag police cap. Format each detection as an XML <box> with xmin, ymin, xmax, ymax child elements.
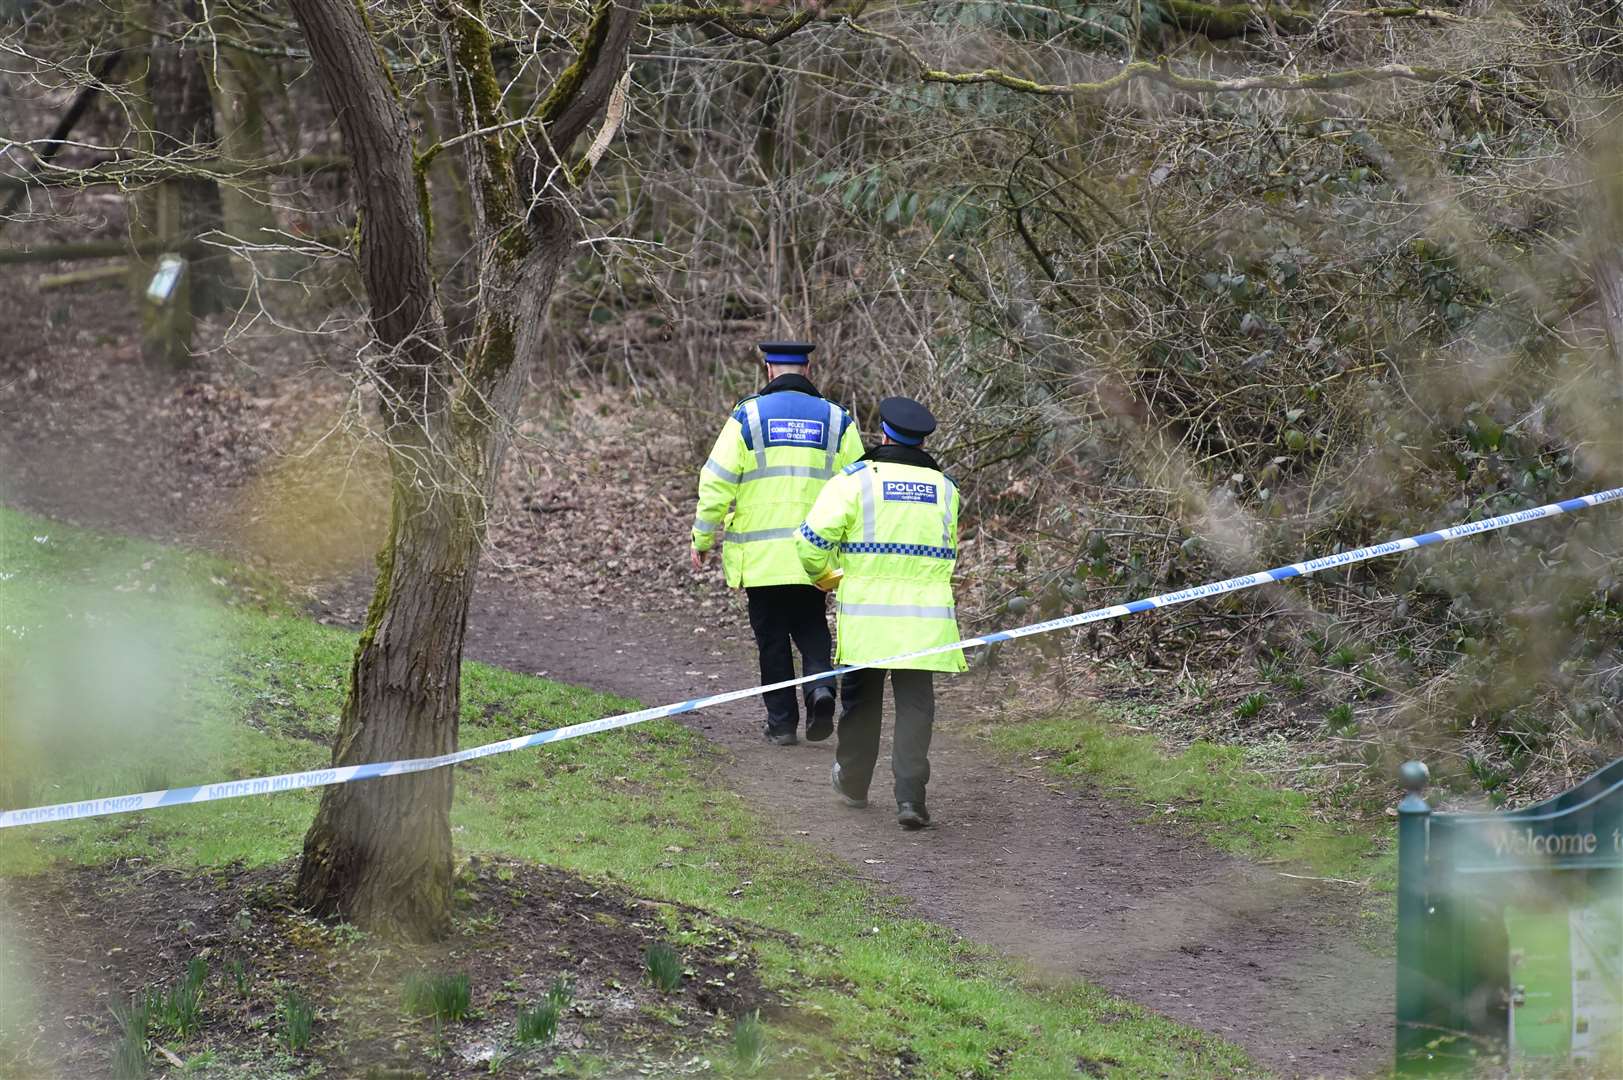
<box><xmin>758</xmin><ymin>341</ymin><xmax>815</xmax><ymax>365</ymax></box>
<box><xmin>879</xmin><ymin>397</ymin><xmax>936</xmax><ymax>445</ymax></box>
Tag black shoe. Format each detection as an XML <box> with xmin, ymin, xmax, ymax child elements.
<box><xmin>832</xmin><ymin>763</ymin><xmax>867</xmax><ymax>808</ymax></box>
<box><xmin>805</xmin><ymin>687</ymin><xmax>836</xmax><ymax>742</ymax></box>
<box><xmin>897</xmin><ymin>803</ymin><xmax>931</xmax><ymax>830</ymax></box>
<box><xmin>765</xmin><ymin>729</ymin><xmax>798</xmax><ymax>746</ymax></box>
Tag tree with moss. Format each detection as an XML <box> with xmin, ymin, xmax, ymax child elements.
<box><xmin>277</xmin><ymin>0</ymin><xmax>645</xmax><ymax>937</ymax></box>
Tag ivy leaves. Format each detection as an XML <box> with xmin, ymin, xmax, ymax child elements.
<box><xmin>816</xmin><ymin>169</ymin><xmax>987</xmax><ymax>236</ymax></box>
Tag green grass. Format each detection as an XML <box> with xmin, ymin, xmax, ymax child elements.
<box><xmin>109</xmin><ymin>993</ymin><xmax>151</xmax><ymax>1080</ymax></box>
<box><xmin>0</xmin><ymin>507</ymin><xmax>1259</xmax><ymax>1078</ymax></box>
<box><xmin>978</xmin><ymin>701</ymin><xmax>1394</xmax><ymax>891</ymax></box>
<box><xmin>401</xmin><ymin>971</ymin><xmax>471</xmax><ymax>1021</ymax></box>
<box><xmin>227</xmin><ymin>958</ymin><xmax>248</xmax><ymax>998</ymax></box>
<box><xmin>515</xmin><ymin>999</ymin><xmax>560</xmax><ymax>1045</ymax></box>
<box><xmin>1235</xmin><ymin>691</ymin><xmax>1268</xmax><ymax>719</ymax></box>
<box><xmin>278</xmin><ymin>989</ymin><xmax>314</xmax><ymax>1052</ymax></box>
<box><xmin>157</xmin><ymin>957</ymin><xmax>207</xmax><ymax>1039</ymax></box>
<box><xmin>732</xmin><ymin>1009</ymin><xmax>767</xmax><ymax>1072</ymax></box>
<box><xmin>643</xmin><ymin>942</ymin><xmax>684</xmax><ymax>992</ymax></box>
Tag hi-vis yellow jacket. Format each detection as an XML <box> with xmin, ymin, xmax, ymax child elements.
<box><xmin>795</xmin><ymin>447</ymin><xmax>965</xmax><ymax>672</ymax></box>
<box><xmin>693</xmin><ymin>375</ymin><xmax>863</xmax><ymax>588</ymax></box>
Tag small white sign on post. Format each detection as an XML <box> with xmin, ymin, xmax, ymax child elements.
<box><xmin>145</xmin><ymin>254</ymin><xmax>186</xmax><ymax>304</ymax></box>
<box><xmin>141</xmin><ymin>252</ymin><xmax>192</xmax><ymax>366</ymax></box>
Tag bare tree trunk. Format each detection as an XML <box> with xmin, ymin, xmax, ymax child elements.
<box><xmin>297</xmin><ymin>451</ymin><xmax>477</xmax><ymax>936</ymax></box>
<box><xmin>125</xmin><ymin>0</ymin><xmax>159</xmax><ymax>303</ymax></box>
<box><xmin>297</xmin><ymin>208</ymin><xmax>572</xmax><ymax>938</ymax></box>
<box><xmin>285</xmin><ymin>0</ymin><xmax>456</xmax><ymax>939</ymax></box>
<box><xmin>284</xmin><ymin>0</ymin><xmax>639</xmax><ymax>939</ymax></box>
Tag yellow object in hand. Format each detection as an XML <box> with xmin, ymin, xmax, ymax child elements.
<box><xmin>814</xmin><ymin>568</ymin><xmax>844</xmax><ymax>593</ymax></box>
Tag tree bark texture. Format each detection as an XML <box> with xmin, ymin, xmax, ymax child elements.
<box><xmin>1590</xmin><ymin>245</ymin><xmax>1623</xmax><ymax>479</ymax></box>
<box><xmin>285</xmin><ymin>0</ymin><xmax>641</xmax><ymax>940</ymax></box>
<box><xmin>295</xmin><ymin>454</ymin><xmax>477</xmax><ymax>936</ymax></box>
<box><xmin>285</xmin><ymin>0</ymin><xmax>456</xmax><ymax>940</ymax></box>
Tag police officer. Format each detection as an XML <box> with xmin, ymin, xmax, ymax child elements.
<box><xmin>795</xmin><ymin>397</ymin><xmax>963</xmax><ymax>830</ymax></box>
<box><xmin>692</xmin><ymin>342</ymin><xmax>865</xmax><ymax>745</ymax></box>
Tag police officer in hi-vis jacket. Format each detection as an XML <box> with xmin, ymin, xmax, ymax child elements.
<box><xmin>795</xmin><ymin>397</ymin><xmax>963</xmax><ymax>830</ymax></box>
<box><xmin>692</xmin><ymin>342</ymin><xmax>864</xmax><ymax>745</ymax></box>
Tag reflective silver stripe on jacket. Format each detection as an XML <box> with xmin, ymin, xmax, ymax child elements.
<box><xmin>743</xmin><ymin>400</ymin><xmax>768</xmax><ymax>473</ymax></box>
<box><xmin>693</xmin><ymin>517</ymin><xmax>720</xmax><ymax>534</ymax></box>
<box><xmin>940</xmin><ymin>481</ymin><xmax>953</xmax><ymax>547</ymax></box>
<box><xmin>727</xmin><ymin>526</ymin><xmax>799</xmax><ymax>543</ymax></box>
<box><xmin>824</xmin><ymin>400</ymin><xmax>843</xmax><ymax>475</ymax></box>
<box><xmin>838</xmin><ymin>601</ymin><xmax>957</xmax><ymax>619</ymax></box>
<box><xmin>704</xmin><ymin>459</ymin><xmax>741</xmax><ymax>484</ymax></box>
<box><xmin>857</xmin><ymin>465</ymin><xmax>877</xmax><ymax>542</ymax></box>
<box><xmin>748</xmin><ymin>464</ymin><xmax>834</xmax><ymax>481</ymax></box>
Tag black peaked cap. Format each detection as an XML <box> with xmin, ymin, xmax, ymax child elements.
<box><xmin>757</xmin><ymin>341</ymin><xmax>816</xmax><ymax>358</ymax></box>
<box><xmin>879</xmin><ymin>397</ymin><xmax>937</xmax><ymax>440</ymax></box>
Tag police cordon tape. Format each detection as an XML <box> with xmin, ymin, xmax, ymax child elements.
<box><xmin>5</xmin><ymin>486</ymin><xmax>1623</xmax><ymax>831</ymax></box>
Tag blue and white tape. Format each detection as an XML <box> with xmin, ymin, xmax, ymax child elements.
<box><xmin>4</xmin><ymin>486</ymin><xmax>1621</xmax><ymax>830</ymax></box>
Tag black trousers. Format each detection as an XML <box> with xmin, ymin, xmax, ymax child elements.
<box><xmin>745</xmin><ymin>584</ymin><xmax>834</xmax><ymax>734</ymax></box>
<box><xmin>834</xmin><ymin>667</ymin><xmax>934</xmax><ymax>806</ymax></box>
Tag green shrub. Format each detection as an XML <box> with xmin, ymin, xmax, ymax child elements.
<box><xmin>156</xmin><ymin>958</ymin><xmax>206</xmax><ymax>1039</ymax></box>
<box><xmin>546</xmin><ymin>975</ymin><xmax>574</xmax><ymax>1010</ymax></box>
<box><xmin>1325</xmin><ymin>703</ymin><xmax>1356</xmax><ymax>732</ymax></box>
<box><xmin>227</xmin><ymin>959</ymin><xmax>248</xmax><ymax>998</ymax></box>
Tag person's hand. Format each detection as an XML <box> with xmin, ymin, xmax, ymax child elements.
<box><xmin>690</xmin><ymin>547</ymin><xmax>707</xmax><ymax>573</ymax></box>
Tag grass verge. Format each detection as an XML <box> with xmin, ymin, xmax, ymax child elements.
<box><xmin>975</xmin><ymin>700</ymin><xmax>1397</xmax><ymax>893</ymax></box>
<box><xmin>0</xmin><ymin>507</ymin><xmax>1258</xmax><ymax>1079</ymax></box>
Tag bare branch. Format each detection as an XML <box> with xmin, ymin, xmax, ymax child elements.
<box><xmin>647</xmin><ymin>2</ymin><xmax>845</xmax><ymax>45</ymax></box>
<box><xmin>536</xmin><ymin>0</ymin><xmax>645</xmax><ymax>155</ymax></box>
<box><xmin>847</xmin><ymin>18</ymin><xmax>1471</xmax><ymax>97</ymax></box>
<box><xmin>283</xmin><ymin>0</ymin><xmax>444</xmax><ymax>397</ymax></box>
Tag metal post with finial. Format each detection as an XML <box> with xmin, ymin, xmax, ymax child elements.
<box><xmin>1395</xmin><ymin>759</ymin><xmax>1432</xmax><ymax>1072</ymax></box>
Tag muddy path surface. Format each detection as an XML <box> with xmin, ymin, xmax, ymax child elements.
<box><xmin>0</xmin><ymin>306</ymin><xmax>1391</xmax><ymax>1078</ymax></box>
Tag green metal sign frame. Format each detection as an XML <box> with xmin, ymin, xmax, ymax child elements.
<box><xmin>1396</xmin><ymin>757</ymin><xmax>1623</xmax><ymax>1073</ymax></box>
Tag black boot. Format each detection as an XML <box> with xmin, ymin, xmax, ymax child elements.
<box><xmin>805</xmin><ymin>687</ymin><xmax>836</xmax><ymax>742</ymax></box>
<box><xmin>897</xmin><ymin>802</ymin><xmax>930</xmax><ymax>830</ymax></box>
<box><xmin>832</xmin><ymin>762</ymin><xmax>867</xmax><ymax>808</ymax></box>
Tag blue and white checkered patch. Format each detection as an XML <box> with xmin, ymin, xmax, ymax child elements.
<box><xmin>766</xmin><ymin>418</ymin><xmax>826</xmax><ymax>447</ymax></box>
